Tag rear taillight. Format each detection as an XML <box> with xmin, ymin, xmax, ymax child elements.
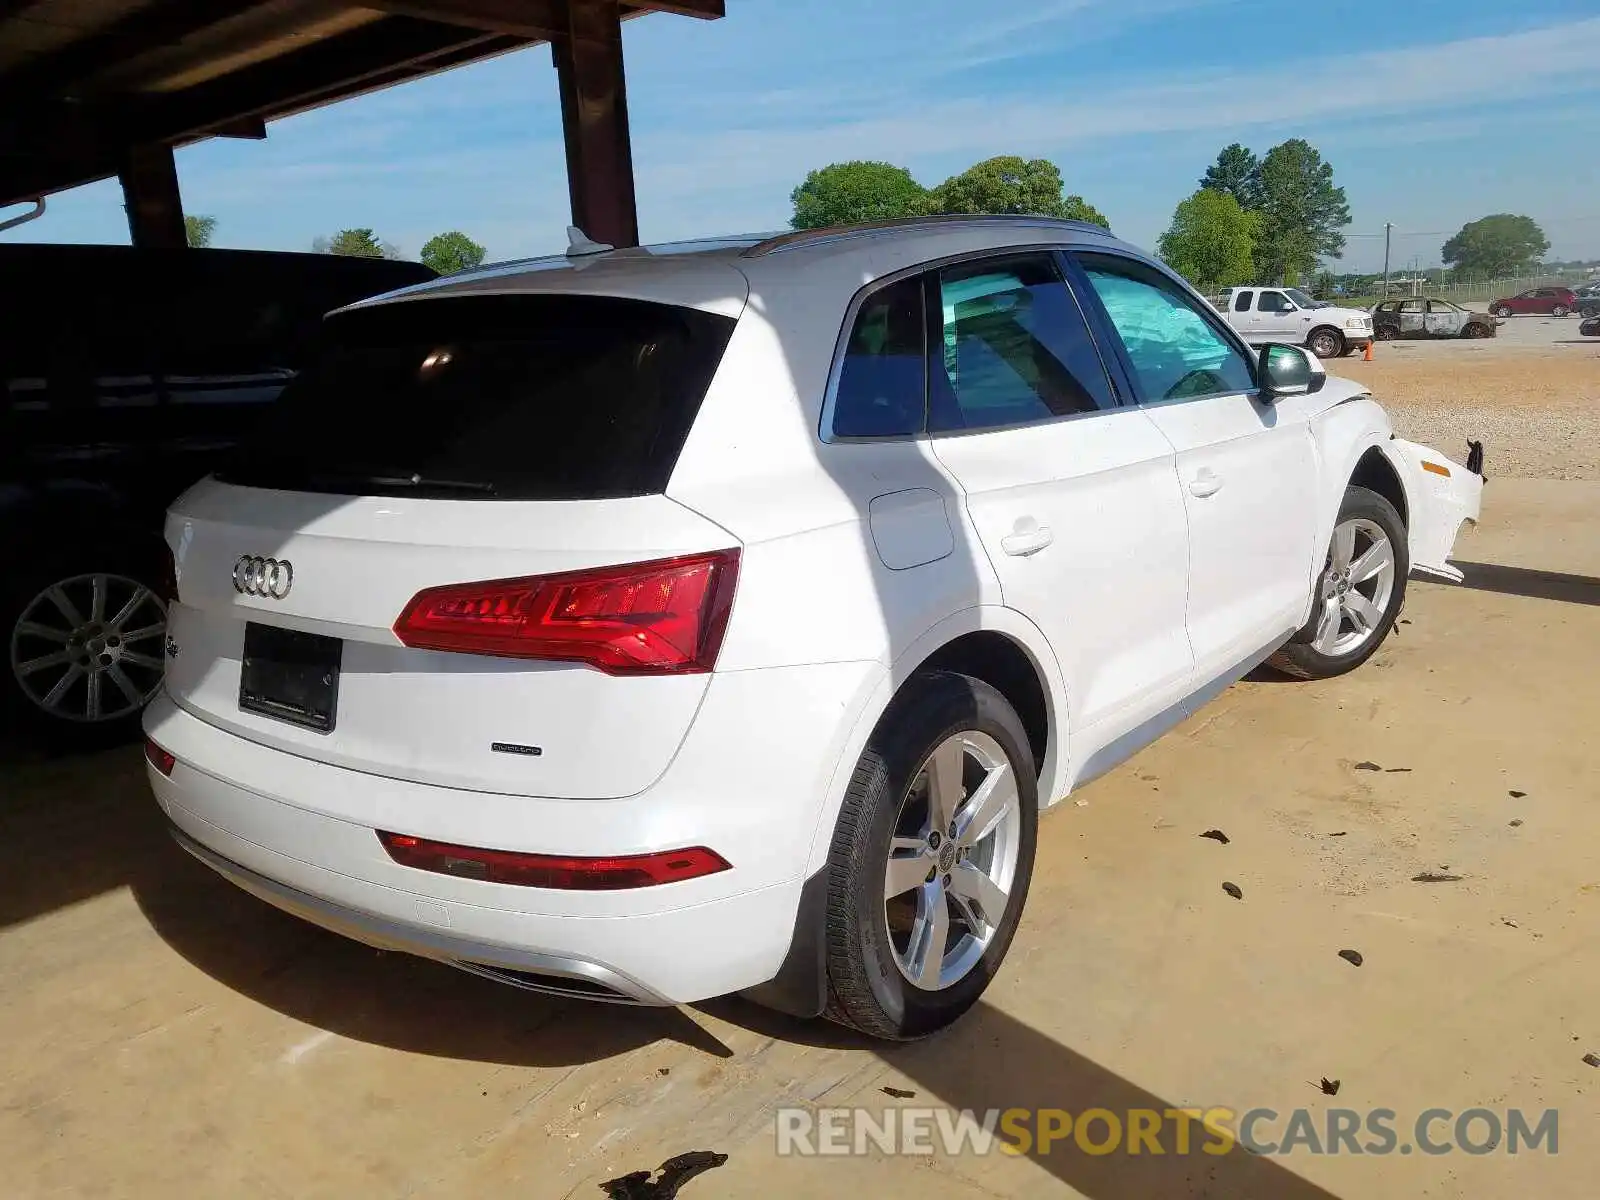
<box><xmin>377</xmin><ymin>831</ymin><xmax>730</xmax><ymax>890</ymax></box>
<box><xmin>144</xmin><ymin>738</ymin><xmax>175</xmax><ymax>776</ymax></box>
<box><xmin>392</xmin><ymin>549</ymin><xmax>739</xmax><ymax>675</ymax></box>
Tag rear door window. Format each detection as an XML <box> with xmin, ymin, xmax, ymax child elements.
<box><xmin>928</xmin><ymin>254</ymin><xmax>1116</xmax><ymax>433</ymax></box>
<box><xmin>218</xmin><ymin>294</ymin><xmax>736</xmax><ymax>500</ymax></box>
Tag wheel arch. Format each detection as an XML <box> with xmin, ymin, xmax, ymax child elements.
<box><xmin>745</xmin><ymin>607</ymin><xmax>1067</xmax><ymax>1020</ymax></box>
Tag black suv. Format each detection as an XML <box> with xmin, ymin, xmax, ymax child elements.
<box><xmin>2</xmin><ymin>244</ymin><xmax>435</xmax><ymax>746</ymax></box>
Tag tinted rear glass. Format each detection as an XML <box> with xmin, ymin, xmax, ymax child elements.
<box><xmin>217</xmin><ymin>294</ymin><xmax>736</xmax><ymax>500</ymax></box>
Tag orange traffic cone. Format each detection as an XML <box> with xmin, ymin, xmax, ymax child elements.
<box><xmin>1364</xmin><ymin>340</ymin><xmax>1374</xmax><ymax>362</ymax></box>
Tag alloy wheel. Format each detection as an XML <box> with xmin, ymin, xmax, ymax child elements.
<box><xmin>883</xmin><ymin>730</ymin><xmax>1024</xmax><ymax>991</ymax></box>
<box><xmin>9</xmin><ymin>573</ymin><xmax>167</xmax><ymax>723</ymax></box>
<box><xmin>1310</xmin><ymin>518</ymin><xmax>1396</xmax><ymax>657</ymax></box>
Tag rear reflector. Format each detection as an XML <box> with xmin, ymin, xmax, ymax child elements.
<box><xmin>144</xmin><ymin>738</ymin><xmax>176</xmax><ymax>777</ymax></box>
<box><xmin>377</xmin><ymin>831</ymin><xmax>731</xmax><ymax>890</ymax></box>
<box><xmin>392</xmin><ymin>549</ymin><xmax>739</xmax><ymax>674</ymax></box>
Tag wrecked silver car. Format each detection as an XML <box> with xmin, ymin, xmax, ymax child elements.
<box><xmin>1371</xmin><ymin>298</ymin><xmax>1500</xmax><ymax>340</ymax></box>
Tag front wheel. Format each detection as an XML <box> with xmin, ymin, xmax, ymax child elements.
<box><xmin>822</xmin><ymin>671</ymin><xmax>1038</xmax><ymax>1040</ymax></box>
<box><xmin>1307</xmin><ymin>328</ymin><xmax>1344</xmax><ymax>359</ymax></box>
<box><xmin>1268</xmin><ymin>486</ymin><xmax>1409</xmax><ymax>681</ymax></box>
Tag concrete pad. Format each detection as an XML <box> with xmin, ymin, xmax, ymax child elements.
<box><xmin>2</xmin><ymin>479</ymin><xmax>1596</xmax><ymax>1200</ymax></box>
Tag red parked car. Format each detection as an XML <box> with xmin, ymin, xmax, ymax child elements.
<box><xmin>1490</xmin><ymin>287</ymin><xmax>1577</xmax><ymax>318</ymax></box>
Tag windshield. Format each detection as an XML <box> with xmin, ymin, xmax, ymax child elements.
<box><xmin>216</xmin><ymin>293</ymin><xmax>736</xmax><ymax>500</ymax></box>
<box><xmin>1284</xmin><ymin>288</ymin><xmax>1323</xmax><ymax>308</ymax></box>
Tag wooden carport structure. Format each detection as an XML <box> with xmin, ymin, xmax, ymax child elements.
<box><xmin>0</xmin><ymin>0</ymin><xmax>725</xmax><ymax>250</ymax></box>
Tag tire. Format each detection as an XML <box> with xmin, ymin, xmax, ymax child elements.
<box><xmin>822</xmin><ymin>671</ymin><xmax>1038</xmax><ymax>1040</ymax></box>
<box><xmin>1</xmin><ymin>538</ymin><xmax>168</xmax><ymax>750</ymax></box>
<box><xmin>1493</xmin><ymin>305</ymin><xmax>1513</xmax><ymax>319</ymax></box>
<box><xmin>1374</xmin><ymin>324</ymin><xmax>1397</xmax><ymax>341</ymax></box>
<box><xmin>1551</xmin><ymin>304</ymin><xmax>1569</xmax><ymax>318</ymax></box>
<box><xmin>1269</xmin><ymin>486</ymin><xmax>1408</xmax><ymax>681</ymax></box>
<box><xmin>1463</xmin><ymin>323</ymin><xmax>1490</xmax><ymax>339</ymax></box>
<box><xmin>1307</xmin><ymin>327</ymin><xmax>1344</xmax><ymax>359</ymax></box>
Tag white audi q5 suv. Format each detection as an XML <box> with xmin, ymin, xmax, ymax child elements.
<box><xmin>144</xmin><ymin>217</ymin><xmax>1483</xmax><ymax>1039</ymax></box>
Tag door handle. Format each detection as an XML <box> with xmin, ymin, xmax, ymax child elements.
<box><xmin>1001</xmin><ymin>526</ymin><xmax>1054</xmax><ymax>556</ymax></box>
<box><xmin>1189</xmin><ymin>469</ymin><xmax>1223</xmax><ymax>498</ymax></box>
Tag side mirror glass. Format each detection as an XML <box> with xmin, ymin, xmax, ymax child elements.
<box><xmin>1259</xmin><ymin>343</ymin><xmax>1324</xmax><ymax>400</ymax></box>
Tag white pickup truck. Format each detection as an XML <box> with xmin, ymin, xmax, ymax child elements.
<box><xmin>1214</xmin><ymin>286</ymin><xmax>1374</xmax><ymax>359</ymax></box>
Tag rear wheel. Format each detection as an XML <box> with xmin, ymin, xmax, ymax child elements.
<box><xmin>1308</xmin><ymin>327</ymin><xmax>1344</xmax><ymax>359</ymax></box>
<box><xmin>1551</xmin><ymin>304</ymin><xmax>1569</xmax><ymax>318</ymax></box>
<box><xmin>2</xmin><ymin>542</ymin><xmax>167</xmax><ymax>749</ymax></box>
<box><xmin>1374</xmin><ymin>323</ymin><xmax>1397</xmax><ymax>341</ymax></box>
<box><xmin>1463</xmin><ymin>323</ymin><xmax>1491</xmax><ymax>338</ymax></box>
<box><xmin>1493</xmin><ymin>304</ymin><xmax>1513</xmax><ymax>318</ymax></box>
<box><xmin>1269</xmin><ymin>486</ymin><xmax>1408</xmax><ymax>681</ymax></box>
<box><xmin>822</xmin><ymin>671</ymin><xmax>1037</xmax><ymax>1040</ymax></box>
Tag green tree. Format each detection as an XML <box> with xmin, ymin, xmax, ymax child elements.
<box><xmin>318</xmin><ymin>228</ymin><xmax>386</xmax><ymax>258</ymax></box>
<box><xmin>420</xmin><ymin>230</ymin><xmax>486</xmax><ymax>275</ymax></box>
<box><xmin>926</xmin><ymin>155</ymin><xmax>1109</xmax><ymax>228</ymax></box>
<box><xmin>184</xmin><ymin>214</ymin><xmax>217</xmax><ymax>248</ymax></box>
<box><xmin>789</xmin><ymin>161</ymin><xmax>928</xmax><ymax>229</ymax></box>
<box><xmin>1199</xmin><ymin>143</ymin><xmax>1261</xmax><ymax>210</ymax></box>
<box><xmin>1157</xmin><ymin>189</ymin><xmax>1259</xmax><ymax>293</ymax></box>
<box><xmin>1441</xmin><ymin>214</ymin><xmax>1549</xmax><ymax>277</ymax></box>
<box><xmin>1251</xmin><ymin>139</ymin><xmax>1350</xmax><ymax>284</ymax></box>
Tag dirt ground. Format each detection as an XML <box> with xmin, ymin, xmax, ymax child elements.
<box><xmin>2</xmin><ymin>354</ymin><xmax>1597</xmax><ymax>1200</ymax></box>
<box><xmin>1337</xmin><ymin>318</ymin><xmax>1599</xmax><ymax>481</ymax></box>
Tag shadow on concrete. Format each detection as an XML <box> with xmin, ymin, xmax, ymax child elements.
<box><xmin>0</xmin><ymin>740</ymin><xmax>727</xmax><ymax>1065</ymax></box>
<box><xmin>127</xmin><ymin>834</ymin><xmax>734</xmax><ymax>1065</ymax></box>
<box><xmin>708</xmin><ymin>998</ymin><xmax>1340</xmax><ymax>1200</ymax></box>
<box><xmin>0</xmin><ymin>740</ymin><xmax>153</xmax><ymax>928</ymax></box>
<box><xmin>1446</xmin><ymin>561</ymin><xmax>1600</xmax><ymax>607</ymax></box>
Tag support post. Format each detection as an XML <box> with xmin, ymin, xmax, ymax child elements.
<box><xmin>118</xmin><ymin>143</ymin><xmax>187</xmax><ymax>248</ymax></box>
<box><xmin>552</xmin><ymin>0</ymin><xmax>638</xmax><ymax>248</ymax></box>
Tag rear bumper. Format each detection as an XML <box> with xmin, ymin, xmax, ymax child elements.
<box><xmin>143</xmin><ymin>655</ymin><xmax>885</xmax><ymax>1005</ymax></box>
<box><xmin>169</xmin><ymin>823</ymin><xmax>674</xmax><ymax>1004</ymax></box>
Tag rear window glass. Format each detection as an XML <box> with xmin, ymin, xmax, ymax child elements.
<box><xmin>216</xmin><ymin>294</ymin><xmax>735</xmax><ymax>500</ymax></box>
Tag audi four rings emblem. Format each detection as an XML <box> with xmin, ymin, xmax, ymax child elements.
<box><xmin>233</xmin><ymin>555</ymin><xmax>294</xmax><ymax>599</ymax></box>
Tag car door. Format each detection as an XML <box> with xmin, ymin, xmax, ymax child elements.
<box><xmin>920</xmin><ymin>251</ymin><xmax>1196</xmax><ymax>780</ymax></box>
<box><xmin>1230</xmin><ymin>289</ymin><xmax>1262</xmax><ymax>343</ymax></box>
<box><xmin>1071</xmin><ymin>252</ymin><xmax>1320</xmax><ymax>685</ymax></box>
<box><xmin>1396</xmin><ymin>298</ymin><xmax>1426</xmax><ymax>336</ymax></box>
<box><xmin>1424</xmin><ymin>300</ymin><xmax>1461</xmax><ymax>337</ymax></box>
<box><xmin>1255</xmin><ymin>289</ymin><xmax>1303</xmax><ymax>341</ymax></box>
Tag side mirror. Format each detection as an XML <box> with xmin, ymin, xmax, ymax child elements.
<box><xmin>1259</xmin><ymin>343</ymin><xmax>1325</xmax><ymax>401</ymax></box>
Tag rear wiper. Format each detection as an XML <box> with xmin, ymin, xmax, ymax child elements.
<box><xmin>362</xmin><ymin>472</ymin><xmax>497</xmax><ymax>495</ymax></box>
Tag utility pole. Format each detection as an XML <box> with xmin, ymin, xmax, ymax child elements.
<box><xmin>1382</xmin><ymin>222</ymin><xmax>1392</xmax><ymax>297</ymax></box>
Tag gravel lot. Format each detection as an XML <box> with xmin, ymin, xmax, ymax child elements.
<box><xmin>1334</xmin><ymin>316</ymin><xmax>1599</xmax><ymax>480</ymax></box>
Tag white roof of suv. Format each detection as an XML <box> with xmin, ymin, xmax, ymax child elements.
<box><xmin>344</xmin><ymin>216</ymin><xmax>1134</xmax><ymax>317</ymax></box>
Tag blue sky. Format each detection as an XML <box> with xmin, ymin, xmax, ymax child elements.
<box><xmin>6</xmin><ymin>0</ymin><xmax>1599</xmax><ymax>272</ymax></box>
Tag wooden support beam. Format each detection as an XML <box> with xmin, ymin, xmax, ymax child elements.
<box><xmin>623</xmin><ymin>0</ymin><xmax>723</xmax><ymax>18</ymax></box>
<box><xmin>0</xmin><ymin>0</ymin><xmax>243</xmax><ymax>103</ymax></box>
<box><xmin>118</xmin><ymin>143</ymin><xmax>186</xmax><ymax>248</ymax></box>
<box><xmin>553</xmin><ymin>0</ymin><xmax>638</xmax><ymax>248</ymax></box>
<box><xmin>366</xmin><ymin>0</ymin><xmax>569</xmax><ymax>41</ymax></box>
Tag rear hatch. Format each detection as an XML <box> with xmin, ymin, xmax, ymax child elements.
<box><xmin>163</xmin><ymin>285</ymin><xmax>745</xmax><ymax>799</ymax></box>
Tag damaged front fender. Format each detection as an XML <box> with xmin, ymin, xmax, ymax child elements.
<box><xmin>1389</xmin><ymin>437</ymin><xmax>1485</xmax><ymax>583</ymax></box>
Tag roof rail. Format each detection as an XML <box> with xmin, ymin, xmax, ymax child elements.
<box><xmin>742</xmin><ymin>214</ymin><xmax>1113</xmax><ymax>258</ymax></box>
